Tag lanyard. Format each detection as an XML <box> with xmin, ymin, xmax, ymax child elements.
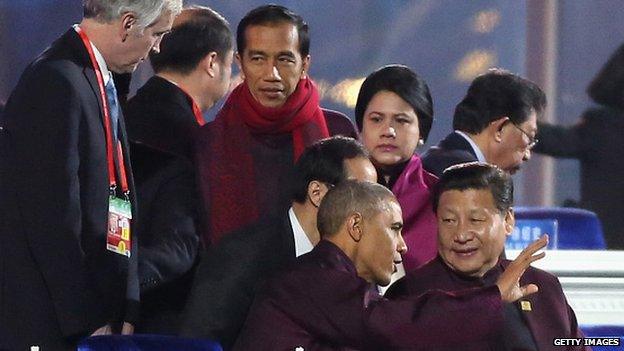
<box><xmin>75</xmin><ymin>26</ymin><xmax>129</xmax><ymax>195</ymax></box>
<box><xmin>176</xmin><ymin>85</ymin><xmax>205</xmax><ymax>126</ymax></box>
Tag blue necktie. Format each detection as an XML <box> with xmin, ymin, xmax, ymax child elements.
<box><xmin>105</xmin><ymin>77</ymin><xmax>119</xmax><ymax>141</ymax></box>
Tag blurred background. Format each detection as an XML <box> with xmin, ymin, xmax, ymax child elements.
<box><xmin>1</xmin><ymin>0</ymin><xmax>623</xmax><ymax>208</ymax></box>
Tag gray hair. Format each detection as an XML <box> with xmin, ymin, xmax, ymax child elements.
<box><xmin>317</xmin><ymin>180</ymin><xmax>397</xmax><ymax>238</ymax></box>
<box><xmin>83</xmin><ymin>0</ymin><xmax>183</xmax><ymax>30</ymax></box>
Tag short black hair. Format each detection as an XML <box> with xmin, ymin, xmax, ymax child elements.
<box><xmin>354</xmin><ymin>65</ymin><xmax>434</xmax><ymax>142</ymax></box>
<box><xmin>433</xmin><ymin>162</ymin><xmax>513</xmax><ymax>213</ymax></box>
<box><xmin>292</xmin><ymin>136</ymin><xmax>369</xmax><ymax>203</ymax></box>
<box><xmin>237</xmin><ymin>4</ymin><xmax>310</xmax><ymax>57</ymax></box>
<box><xmin>150</xmin><ymin>6</ymin><xmax>232</xmax><ymax>75</ymax></box>
<box><xmin>453</xmin><ymin>69</ymin><xmax>546</xmax><ymax>134</ymax></box>
<box><xmin>587</xmin><ymin>43</ymin><xmax>624</xmax><ymax>109</ymax></box>
<box><xmin>317</xmin><ymin>180</ymin><xmax>395</xmax><ymax>238</ymax></box>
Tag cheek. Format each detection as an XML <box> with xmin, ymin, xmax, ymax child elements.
<box><xmin>360</xmin><ymin>126</ymin><xmax>378</xmax><ymax>150</ymax></box>
<box><xmin>396</xmin><ymin>127</ymin><xmax>419</xmax><ymax>156</ymax></box>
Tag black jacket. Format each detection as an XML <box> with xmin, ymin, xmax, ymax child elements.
<box><xmin>421</xmin><ymin>131</ymin><xmax>479</xmax><ymax>177</ymax></box>
<box><xmin>124</xmin><ymin>76</ymin><xmax>202</xmax><ymax>333</ymax></box>
<box><xmin>180</xmin><ymin>215</ymin><xmax>296</xmax><ymax>350</ymax></box>
<box><xmin>0</xmin><ymin>29</ymin><xmax>138</xmax><ymax>350</ymax></box>
<box><xmin>535</xmin><ymin>106</ymin><xmax>624</xmax><ymax>249</ymax></box>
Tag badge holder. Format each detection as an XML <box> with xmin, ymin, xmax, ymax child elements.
<box><xmin>106</xmin><ymin>185</ymin><xmax>132</xmax><ymax>257</ymax></box>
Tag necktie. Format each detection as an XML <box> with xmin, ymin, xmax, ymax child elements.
<box><xmin>105</xmin><ymin>77</ymin><xmax>119</xmax><ymax>141</ymax></box>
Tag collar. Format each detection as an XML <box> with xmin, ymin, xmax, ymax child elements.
<box><xmin>289</xmin><ymin>207</ymin><xmax>314</xmax><ymax>257</ymax></box>
<box><xmin>73</xmin><ymin>24</ymin><xmax>111</xmax><ymax>85</ymax></box>
<box><xmin>455</xmin><ymin>130</ymin><xmax>487</xmax><ymax>162</ymax></box>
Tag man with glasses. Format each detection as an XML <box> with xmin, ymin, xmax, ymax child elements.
<box><xmin>422</xmin><ymin>68</ymin><xmax>545</xmax><ymax>175</ymax></box>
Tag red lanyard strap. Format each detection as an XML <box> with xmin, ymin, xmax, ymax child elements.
<box><xmin>75</xmin><ymin>26</ymin><xmax>129</xmax><ymax>194</ymax></box>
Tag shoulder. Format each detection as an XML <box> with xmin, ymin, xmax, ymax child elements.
<box><xmin>386</xmin><ymin>258</ymin><xmax>445</xmax><ymax>298</ymax></box>
<box><xmin>322</xmin><ymin>108</ymin><xmax>358</xmax><ymax>138</ymax></box>
<box><xmin>422</xmin><ymin>149</ymin><xmax>476</xmax><ymax>177</ymax></box>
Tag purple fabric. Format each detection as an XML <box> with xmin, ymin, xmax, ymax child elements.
<box><xmin>233</xmin><ymin>240</ymin><xmax>504</xmax><ymax>350</ymax></box>
<box><xmin>391</xmin><ymin>154</ymin><xmax>438</xmax><ymax>271</ymax></box>
<box><xmin>388</xmin><ymin>257</ymin><xmax>589</xmax><ymax>351</ymax></box>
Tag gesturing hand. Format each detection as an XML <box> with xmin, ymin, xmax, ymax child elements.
<box><xmin>496</xmin><ymin>235</ymin><xmax>548</xmax><ymax>303</ymax></box>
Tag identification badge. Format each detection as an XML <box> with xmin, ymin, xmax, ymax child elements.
<box><xmin>106</xmin><ymin>195</ymin><xmax>132</xmax><ymax>257</ymax></box>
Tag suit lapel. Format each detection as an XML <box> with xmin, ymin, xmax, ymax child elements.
<box><xmin>282</xmin><ymin>213</ymin><xmax>297</xmax><ymax>259</ymax></box>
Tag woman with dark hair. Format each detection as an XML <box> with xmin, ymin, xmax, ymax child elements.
<box><xmin>534</xmin><ymin>43</ymin><xmax>624</xmax><ymax>249</ymax></box>
<box><xmin>355</xmin><ymin>64</ymin><xmax>438</xmax><ymax>270</ymax></box>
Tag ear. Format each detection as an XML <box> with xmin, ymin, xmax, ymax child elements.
<box><xmin>346</xmin><ymin>212</ymin><xmax>363</xmax><ymax>242</ymax></box>
<box><xmin>301</xmin><ymin>55</ymin><xmax>311</xmax><ymax>78</ymax></box>
<box><xmin>235</xmin><ymin>52</ymin><xmax>244</xmax><ymax>79</ymax></box>
<box><xmin>503</xmin><ymin>207</ymin><xmax>515</xmax><ymax>237</ymax></box>
<box><xmin>490</xmin><ymin>116</ymin><xmax>509</xmax><ymax>143</ymax></box>
<box><xmin>119</xmin><ymin>12</ymin><xmax>138</xmax><ymax>42</ymax></box>
<box><xmin>202</xmin><ymin>52</ymin><xmax>219</xmax><ymax>78</ymax></box>
<box><xmin>306</xmin><ymin>180</ymin><xmax>325</xmax><ymax>207</ymax></box>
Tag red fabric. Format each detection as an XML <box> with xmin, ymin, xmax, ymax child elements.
<box><xmin>201</xmin><ymin>78</ymin><xmax>329</xmax><ymax>244</ymax></box>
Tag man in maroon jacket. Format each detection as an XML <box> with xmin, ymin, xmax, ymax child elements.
<box><xmin>387</xmin><ymin>162</ymin><xmax>587</xmax><ymax>351</ymax></box>
<box><xmin>234</xmin><ymin>180</ymin><xmax>548</xmax><ymax>350</ymax></box>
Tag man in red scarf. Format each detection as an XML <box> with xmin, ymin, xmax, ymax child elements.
<box><xmin>196</xmin><ymin>4</ymin><xmax>357</xmax><ymax>245</ymax></box>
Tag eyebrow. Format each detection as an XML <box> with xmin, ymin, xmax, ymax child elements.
<box><xmin>367</xmin><ymin>111</ymin><xmax>413</xmax><ymax>118</ymax></box>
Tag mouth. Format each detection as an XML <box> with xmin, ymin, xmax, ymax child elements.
<box><xmin>260</xmin><ymin>87</ymin><xmax>284</xmax><ymax>98</ymax></box>
<box><xmin>452</xmin><ymin>247</ymin><xmax>479</xmax><ymax>257</ymax></box>
<box><xmin>392</xmin><ymin>259</ymin><xmax>402</xmax><ymax>273</ymax></box>
<box><xmin>376</xmin><ymin>144</ymin><xmax>398</xmax><ymax>152</ymax></box>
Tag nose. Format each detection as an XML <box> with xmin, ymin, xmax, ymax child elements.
<box><xmin>264</xmin><ymin>61</ymin><xmax>281</xmax><ymax>81</ymax></box>
<box><xmin>523</xmin><ymin>148</ymin><xmax>531</xmax><ymax>161</ymax></box>
<box><xmin>151</xmin><ymin>37</ymin><xmax>163</xmax><ymax>54</ymax></box>
<box><xmin>455</xmin><ymin>220</ymin><xmax>475</xmax><ymax>243</ymax></box>
<box><xmin>381</xmin><ymin>121</ymin><xmax>396</xmax><ymax>138</ymax></box>
<box><xmin>397</xmin><ymin>235</ymin><xmax>408</xmax><ymax>255</ymax></box>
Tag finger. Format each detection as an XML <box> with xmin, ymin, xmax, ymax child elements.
<box><xmin>517</xmin><ymin>235</ymin><xmax>548</xmax><ymax>261</ymax></box>
<box><xmin>519</xmin><ymin>283</ymin><xmax>539</xmax><ymax>298</ymax></box>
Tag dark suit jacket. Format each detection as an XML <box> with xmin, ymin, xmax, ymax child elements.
<box><xmin>0</xmin><ymin>29</ymin><xmax>138</xmax><ymax>350</ymax></box>
<box><xmin>180</xmin><ymin>215</ymin><xmax>296</xmax><ymax>350</ymax></box>
<box><xmin>421</xmin><ymin>131</ymin><xmax>478</xmax><ymax>177</ymax></box>
<box><xmin>124</xmin><ymin>76</ymin><xmax>202</xmax><ymax>333</ymax></box>
<box><xmin>535</xmin><ymin>106</ymin><xmax>624</xmax><ymax>249</ymax></box>
<box><xmin>234</xmin><ymin>240</ymin><xmax>504</xmax><ymax>351</ymax></box>
<box><xmin>387</xmin><ymin>257</ymin><xmax>587</xmax><ymax>351</ymax></box>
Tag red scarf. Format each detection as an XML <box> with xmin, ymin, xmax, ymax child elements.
<box><xmin>197</xmin><ymin>78</ymin><xmax>329</xmax><ymax>244</ymax></box>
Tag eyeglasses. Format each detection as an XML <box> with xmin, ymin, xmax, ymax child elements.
<box><xmin>508</xmin><ymin>122</ymin><xmax>538</xmax><ymax>149</ymax></box>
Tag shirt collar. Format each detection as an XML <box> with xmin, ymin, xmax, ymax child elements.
<box><xmin>455</xmin><ymin>130</ymin><xmax>487</xmax><ymax>162</ymax></box>
<box><xmin>289</xmin><ymin>207</ymin><xmax>314</xmax><ymax>257</ymax></box>
<box><xmin>73</xmin><ymin>25</ymin><xmax>111</xmax><ymax>85</ymax></box>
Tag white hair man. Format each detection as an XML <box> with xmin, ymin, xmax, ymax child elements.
<box><xmin>0</xmin><ymin>1</ymin><xmax>181</xmax><ymax>349</ymax></box>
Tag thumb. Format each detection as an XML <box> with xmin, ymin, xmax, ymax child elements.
<box><xmin>519</xmin><ymin>283</ymin><xmax>539</xmax><ymax>299</ymax></box>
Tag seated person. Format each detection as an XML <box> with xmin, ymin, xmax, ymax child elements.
<box><xmin>356</xmin><ymin>64</ymin><xmax>438</xmax><ymax>270</ymax></box>
<box><xmin>387</xmin><ymin>162</ymin><xmax>587</xmax><ymax>350</ymax></box>
<box><xmin>180</xmin><ymin>136</ymin><xmax>377</xmax><ymax>349</ymax></box>
<box><xmin>234</xmin><ymin>180</ymin><xmax>548</xmax><ymax>350</ymax></box>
